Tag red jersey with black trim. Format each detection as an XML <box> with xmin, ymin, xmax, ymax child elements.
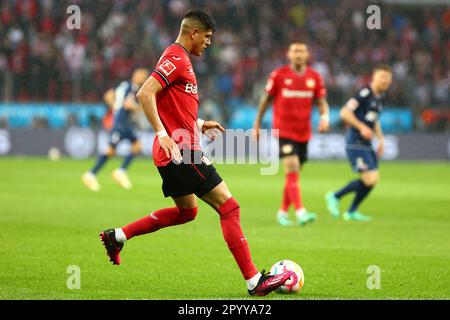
<box><xmin>151</xmin><ymin>43</ymin><xmax>200</xmax><ymax>166</ymax></box>
<box><xmin>265</xmin><ymin>65</ymin><xmax>326</xmax><ymax>142</ymax></box>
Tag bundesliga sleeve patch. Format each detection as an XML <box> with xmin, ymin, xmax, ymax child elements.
<box><xmin>158</xmin><ymin>59</ymin><xmax>177</xmax><ymax>77</ymax></box>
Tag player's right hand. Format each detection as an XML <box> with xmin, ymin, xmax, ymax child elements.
<box><xmin>359</xmin><ymin>125</ymin><xmax>373</xmax><ymax>140</ymax></box>
<box><xmin>159</xmin><ymin>136</ymin><xmax>182</xmax><ymax>163</ymax></box>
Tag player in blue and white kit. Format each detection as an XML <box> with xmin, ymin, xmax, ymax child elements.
<box><xmin>325</xmin><ymin>65</ymin><xmax>393</xmax><ymax>221</ymax></box>
<box><xmin>82</xmin><ymin>68</ymin><xmax>149</xmax><ymax>191</ymax></box>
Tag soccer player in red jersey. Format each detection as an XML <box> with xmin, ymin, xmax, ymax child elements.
<box><xmin>99</xmin><ymin>10</ymin><xmax>293</xmax><ymax>296</ymax></box>
<box><xmin>253</xmin><ymin>42</ymin><xmax>330</xmax><ymax>227</ymax></box>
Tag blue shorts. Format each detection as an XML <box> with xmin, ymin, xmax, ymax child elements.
<box><xmin>109</xmin><ymin>127</ymin><xmax>137</xmax><ymax>148</ymax></box>
<box><xmin>346</xmin><ymin>147</ymin><xmax>378</xmax><ymax>173</ymax></box>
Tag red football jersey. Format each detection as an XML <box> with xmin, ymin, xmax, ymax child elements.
<box><xmin>265</xmin><ymin>65</ymin><xmax>326</xmax><ymax>142</ymax></box>
<box><xmin>151</xmin><ymin>43</ymin><xmax>200</xmax><ymax>166</ymax></box>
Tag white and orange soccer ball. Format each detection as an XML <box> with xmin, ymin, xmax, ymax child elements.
<box><xmin>270</xmin><ymin>260</ymin><xmax>304</xmax><ymax>294</ymax></box>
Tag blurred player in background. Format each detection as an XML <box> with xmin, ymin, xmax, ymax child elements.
<box><xmin>99</xmin><ymin>10</ymin><xmax>294</xmax><ymax>296</ymax></box>
<box><xmin>325</xmin><ymin>65</ymin><xmax>393</xmax><ymax>221</ymax></box>
<box><xmin>253</xmin><ymin>42</ymin><xmax>330</xmax><ymax>227</ymax></box>
<box><xmin>82</xmin><ymin>68</ymin><xmax>149</xmax><ymax>191</ymax></box>
<box><xmin>101</xmin><ymin>88</ymin><xmax>115</xmax><ymax>132</ymax></box>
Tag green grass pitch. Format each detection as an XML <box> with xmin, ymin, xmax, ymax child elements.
<box><xmin>0</xmin><ymin>157</ymin><xmax>449</xmax><ymax>299</ymax></box>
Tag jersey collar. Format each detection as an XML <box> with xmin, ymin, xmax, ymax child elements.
<box><xmin>289</xmin><ymin>64</ymin><xmax>308</xmax><ymax>77</ymax></box>
<box><xmin>173</xmin><ymin>42</ymin><xmax>190</xmax><ymax>56</ymax></box>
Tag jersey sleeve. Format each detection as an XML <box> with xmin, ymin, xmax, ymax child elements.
<box><xmin>346</xmin><ymin>87</ymin><xmax>370</xmax><ymax>112</ymax></box>
<box><xmin>314</xmin><ymin>72</ymin><xmax>327</xmax><ymax>99</ymax></box>
<box><xmin>113</xmin><ymin>81</ymin><xmax>130</xmax><ymax>111</ymax></box>
<box><xmin>151</xmin><ymin>54</ymin><xmax>187</xmax><ymax>89</ymax></box>
<box><xmin>264</xmin><ymin>70</ymin><xmax>279</xmax><ymax>97</ymax></box>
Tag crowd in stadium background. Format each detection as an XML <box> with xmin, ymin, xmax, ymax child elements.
<box><xmin>0</xmin><ymin>0</ymin><xmax>449</xmax><ymax>131</ymax></box>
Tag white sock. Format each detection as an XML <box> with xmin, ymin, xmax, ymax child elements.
<box><xmin>277</xmin><ymin>210</ymin><xmax>288</xmax><ymax>217</ymax></box>
<box><xmin>114</xmin><ymin>228</ymin><xmax>127</xmax><ymax>243</ymax></box>
<box><xmin>295</xmin><ymin>207</ymin><xmax>307</xmax><ymax>219</ymax></box>
<box><xmin>246</xmin><ymin>272</ymin><xmax>262</xmax><ymax>290</ymax></box>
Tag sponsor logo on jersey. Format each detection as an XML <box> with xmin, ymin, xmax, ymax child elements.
<box><xmin>158</xmin><ymin>59</ymin><xmax>177</xmax><ymax>77</ymax></box>
<box><xmin>306</xmin><ymin>78</ymin><xmax>316</xmax><ymax>88</ymax></box>
<box><xmin>185</xmin><ymin>83</ymin><xmax>198</xmax><ymax>94</ymax></box>
<box><xmin>360</xmin><ymin>88</ymin><xmax>370</xmax><ymax>97</ymax></box>
<box><xmin>365</xmin><ymin>111</ymin><xmax>379</xmax><ymax>122</ymax></box>
<box><xmin>281</xmin><ymin>88</ymin><xmax>314</xmax><ymax>98</ymax></box>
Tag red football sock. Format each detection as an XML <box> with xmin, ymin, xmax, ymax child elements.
<box><xmin>286</xmin><ymin>172</ymin><xmax>302</xmax><ymax>210</ymax></box>
<box><xmin>217</xmin><ymin>197</ymin><xmax>258</xmax><ymax>280</ymax></box>
<box><xmin>122</xmin><ymin>207</ymin><xmax>198</xmax><ymax>240</ymax></box>
<box><xmin>281</xmin><ymin>183</ymin><xmax>291</xmax><ymax>211</ymax></box>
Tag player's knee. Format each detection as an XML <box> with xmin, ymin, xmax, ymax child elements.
<box><xmin>132</xmin><ymin>142</ymin><xmax>141</xmax><ymax>154</ymax></box>
<box><xmin>106</xmin><ymin>147</ymin><xmax>116</xmax><ymax>157</ymax></box>
<box><xmin>218</xmin><ymin>197</ymin><xmax>240</xmax><ymax>220</ymax></box>
<box><xmin>286</xmin><ymin>166</ymin><xmax>299</xmax><ymax>174</ymax></box>
<box><xmin>362</xmin><ymin>173</ymin><xmax>379</xmax><ymax>187</ymax></box>
<box><xmin>371</xmin><ymin>174</ymin><xmax>380</xmax><ymax>186</ymax></box>
<box><xmin>283</xmin><ymin>160</ymin><xmax>299</xmax><ymax>173</ymax></box>
<box><xmin>178</xmin><ymin>207</ymin><xmax>198</xmax><ymax>223</ymax></box>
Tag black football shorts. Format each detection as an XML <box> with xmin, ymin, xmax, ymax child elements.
<box><xmin>278</xmin><ymin>138</ymin><xmax>308</xmax><ymax>164</ymax></box>
<box><xmin>157</xmin><ymin>150</ymin><xmax>223</xmax><ymax>198</ymax></box>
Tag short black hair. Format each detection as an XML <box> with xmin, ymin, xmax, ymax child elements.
<box><xmin>183</xmin><ymin>10</ymin><xmax>216</xmax><ymax>32</ymax></box>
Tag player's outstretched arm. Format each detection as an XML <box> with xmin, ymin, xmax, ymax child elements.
<box><xmin>136</xmin><ymin>76</ymin><xmax>182</xmax><ymax>161</ymax></box>
<box><xmin>200</xmin><ymin>120</ymin><xmax>225</xmax><ymax>141</ymax></box>
<box><xmin>253</xmin><ymin>92</ymin><xmax>273</xmax><ymax>140</ymax></box>
<box><xmin>340</xmin><ymin>100</ymin><xmax>373</xmax><ymax>140</ymax></box>
<box><xmin>374</xmin><ymin>121</ymin><xmax>384</xmax><ymax>157</ymax></box>
<box><xmin>123</xmin><ymin>95</ymin><xmax>140</xmax><ymax>112</ymax></box>
<box><xmin>103</xmin><ymin>88</ymin><xmax>115</xmax><ymax>108</ymax></box>
<box><xmin>316</xmin><ymin>97</ymin><xmax>330</xmax><ymax>133</ymax></box>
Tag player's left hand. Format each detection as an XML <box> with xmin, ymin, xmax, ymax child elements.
<box><xmin>317</xmin><ymin>119</ymin><xmax>329</xmax><ymax>133</ymax></box>
<box><xmin>377</xmin><ymin>141</ymin><xmax>385</xmax><ymax>158</ymax></box>
<box><xmin>203</xmin><ymin>121</ymin><xmax>225</xmax><ymax>141</ymax></box>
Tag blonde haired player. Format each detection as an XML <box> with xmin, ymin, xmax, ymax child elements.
<box><xmin>326</xmin><ymin>65</ymin><xmax>393</xmax><ymax>221</ymax></box>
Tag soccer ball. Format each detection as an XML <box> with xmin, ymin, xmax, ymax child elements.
<box><xmin>270</xmin><ymin>260</ymin><xmax>304</xmax><ymax>294</ymax></box>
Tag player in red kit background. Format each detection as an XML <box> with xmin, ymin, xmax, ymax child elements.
<box><xmin>99</xmin><ymin>10</ymin><xmax>293</xmax><ymax>296</ymax></box>
<box><xmin>253</xmin><ymin>42</ymin><xmax>330</xmax><ymax>227</ymax></box>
